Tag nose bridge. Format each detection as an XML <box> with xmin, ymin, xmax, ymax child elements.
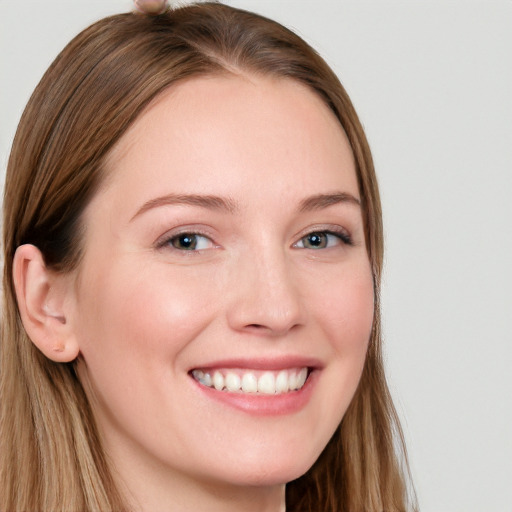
<box><xmin>226</xmin><ymin>241</ymin><xmax>304</xmax><ymax>335</ymax></box>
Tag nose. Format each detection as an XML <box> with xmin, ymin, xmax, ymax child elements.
<box><xmin>225</xmin><ymin>247</ymin><xmax>305</xmax><ymax>337</ymax></box>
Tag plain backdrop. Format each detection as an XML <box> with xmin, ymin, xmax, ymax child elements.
<box><xmin>1</xmin><ymin>1</ymin><xmax>511</xmax><ymax>511</ymax></box>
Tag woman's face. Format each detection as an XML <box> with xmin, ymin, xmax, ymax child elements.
<box><xmin>71</xmin><ymin>75</ymin><xmax>374</xmax><ymax>495</ymax></box>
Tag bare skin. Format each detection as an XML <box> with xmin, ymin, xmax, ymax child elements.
<box><xmin>15</xmin><ymin>74</ymin><xmax>373</xmax><ymax>512</ymax></box>
<box><xmin>134</xmin><ymin>0</ymin><xmax>168</xmax><ymax>15</ymax></box>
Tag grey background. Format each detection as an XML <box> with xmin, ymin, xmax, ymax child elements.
<box><xmin>1</xmin><ymin>1</ymin><xmax>511</xmax><ymax>510</ymax></box>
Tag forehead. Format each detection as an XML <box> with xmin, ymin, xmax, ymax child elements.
<box><xmin>98</xmin><ymin>73</ymin><xmax>358</xmax><ymax>209</ymax></box>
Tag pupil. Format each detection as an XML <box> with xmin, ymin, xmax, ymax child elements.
<box><xmin>175</xmin><ymin>234</ymin><xmax>196</xmax><ymax>250</ymax></box>
<box><xmin>307</xmin><ymin>233</ymin><xmax>325</xmax><ymax>248</ymax></box>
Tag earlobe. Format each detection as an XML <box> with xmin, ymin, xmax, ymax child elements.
<box><xmin>13</xmin><ymin>244</ymin><xmax>80</xmax><ymax>363</ymax></box>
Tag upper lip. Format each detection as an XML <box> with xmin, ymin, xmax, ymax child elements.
<box><xmin>189</xmin><ymin>356</ymin><xmax>323</xmax><ymax>372</ymax></box>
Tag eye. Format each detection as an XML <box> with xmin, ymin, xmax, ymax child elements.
<box><xmin>166</xmin><ymin>233</ymin><xmax>214</xmax><ymax>251</ymax></box>
<box><xmin>294</xmin><ymin>230</ymin><xmax>352</xmax><ymax>249</ymax></box>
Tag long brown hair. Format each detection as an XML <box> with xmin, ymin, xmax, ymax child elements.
<box><xmin>1</xmin><ymin>3</ymin><xmax>414</xmax><ymax>511</ymax></box>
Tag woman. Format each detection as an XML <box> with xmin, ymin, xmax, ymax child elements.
<box><xmin>1</xmin><ymin>2</ymin><xmax>414</xmax><ymax>511</ymax></box>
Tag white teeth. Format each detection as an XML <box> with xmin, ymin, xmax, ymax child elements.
<box><xmin>241</xmin><ymin>372</ymin><xmax>258</xmax><ymax>393</ymax></box>
<box><xmin>258</xmin><ymin>372</ymin><xmax>275</xmax><ymax>394</ymax></box>
<box><xmin>213</xmin><ymin>371</ymin><xmax>224</xmax><ymax>391</ymax></box>
<box><xmin>192</xmin><ymin>367</ymin><xmax>309</xmax><ymax>394</ymax></box>
<box><xmin>297</xmin><ymin>367</ymin><xmax>308</xmax><ymax>389</ymax></box>
<box><xmin>288</xmin><ymin>371</ymin><xmax>298</xmax><ymax>390</ymax></box>
<box><xmin>202</xmin><ymin>372</ymin><xmax>212</xmax><ymax>387</ymax></box>
<box><xmin>225</xmin><ymin>372</ymin><xmax>241</xmax><ymax>392</ymax></box>
<box><xmin>275</xmin><ymin>370</ymin><xmax>289</xmax><ymax>393</ymax></box>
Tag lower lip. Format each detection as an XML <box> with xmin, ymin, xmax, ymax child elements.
<box><xmin>190</xmin><ymin>370</ymin><xmax>317</xmax><ymax>416</ymax></box>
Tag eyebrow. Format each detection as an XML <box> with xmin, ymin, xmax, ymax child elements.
<box><xmin>131</xmin><ymin>193</ymin><xmax>238</xmax><ymax>221</ymax></box>
<box><xmin>298</xmin><ymin>192</ymin><xmax>361</xmax><ymax>212</ymax></box>
<box><xmin>131</xmin><ymin>190</ymin><xmax>360</xmax><ymax>221</ymax></box>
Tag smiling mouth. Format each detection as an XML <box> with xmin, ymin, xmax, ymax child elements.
<box><xmin>191</xmin><ymin>367</ymin><xmax>309</xmax><ymax>395</ymax></box>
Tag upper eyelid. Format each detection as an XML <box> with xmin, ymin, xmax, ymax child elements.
<box><xmin>294</xmin><ymin>230</ymin><xmax>352</xmax><ymax>248</ymax></box>
<box><xmin>153</xmin><ymin>223</ymin><xmax>354</xmax><ymax>248</ymax></box>
<box><xmin>294</xmin><ymin>224</ymin><xmax>353</xmax><ymax>241</ymax></box>
<box><xmin>155</xmin><ymin>227</ymin><xmax>217</xmax><ymax>249</ymax></box>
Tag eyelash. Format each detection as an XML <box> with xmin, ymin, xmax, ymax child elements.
<box><xmin>156</xmin><ymin>230</ymin><xmax>215</xmax><ymax>252</ymax></box>
<box><xmin>294</xmin><ymin>229</ymin><xmax>353</xmax><ymax>250</ymax></box>
<box><xmin>156</xmin><ymin>226</ymin><xmax>353</xmax><ymax>253</ymax></box>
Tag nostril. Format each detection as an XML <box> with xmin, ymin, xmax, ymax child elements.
<box><xmin>244</xmin><ymin>323</ymin><xmax>272</xmax><ymax>333</ymax></box>
<box><xmin>242</xmin><ymin>322</ymin><xmax>301</xmax><ymax>337</ymax></box>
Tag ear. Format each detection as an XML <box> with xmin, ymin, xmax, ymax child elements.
<box><xmin>13</xmin><ymin>244</ymin><xmax>80</xmax><ymax>363</ymax></box>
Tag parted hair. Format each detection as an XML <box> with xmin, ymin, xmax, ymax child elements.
<box><xmin>1</xmin><ymin>3</ymin><xmax>414</xmax><ymax>511</ymax></box>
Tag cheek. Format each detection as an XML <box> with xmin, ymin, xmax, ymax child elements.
<box><xmin>310</xmin><ymin>260</ymin><xmax>375</xmax><ymax>416</ymax></box>
<box><xmin>74</xmin><ymin>258</ymin><xmax>219</xmax><ymax>373</ymax></box>
<box><xmin>285</xmin><ymin>260</ymin><xmax>374</xmax><ymax>468</ymax></box>
<box><xmin>310</xmin><ymin>262</ymin><xmax>375</xmax><ymax>353</ymax></box>
<box><xmin>73</xmin><ymin>258</ymin><xmax>222</xmax><ymax>441</ymax></box>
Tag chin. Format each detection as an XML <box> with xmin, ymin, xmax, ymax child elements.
<box><xmin>212</xmin><ymin>450</ymin><xmax>319</xmax><ymax>488</ymax></box>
